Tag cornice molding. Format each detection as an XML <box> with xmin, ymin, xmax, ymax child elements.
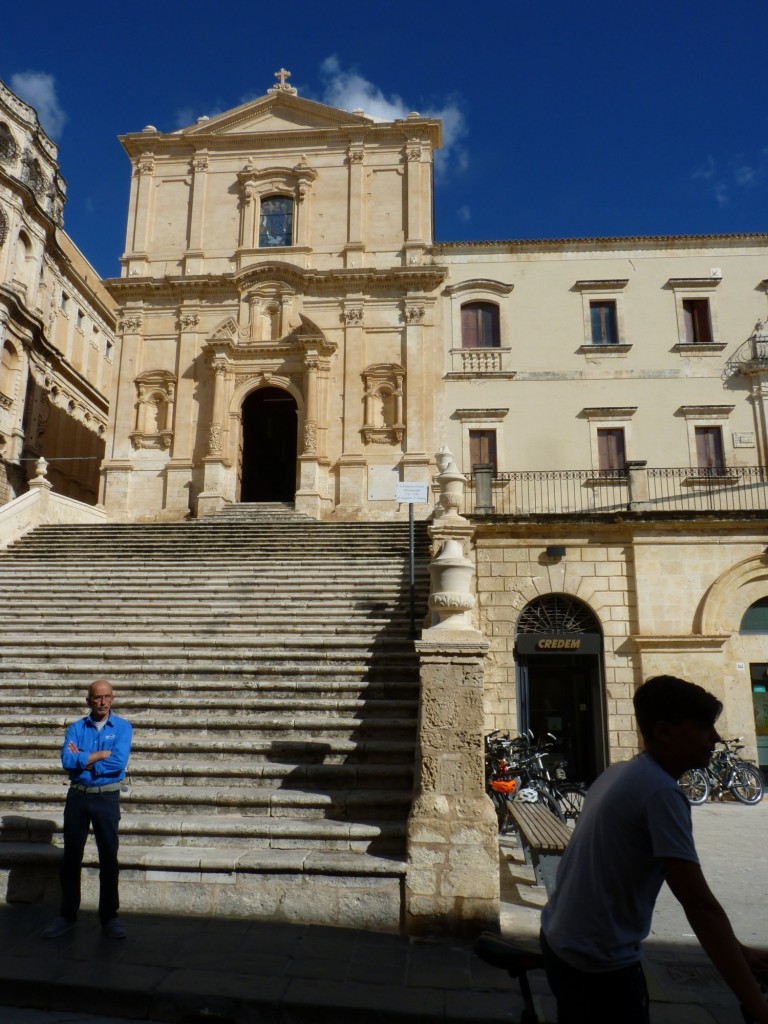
<box><xmin>106</xmin><ymin>263</ymin><xmax>448</xmax><ymax>302</ymax></box>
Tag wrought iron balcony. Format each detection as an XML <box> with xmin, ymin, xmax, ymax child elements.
<box><xmin>466</xmin><ymin>465</ymin><xmax>768</xmax><ymax>516</ymax></box>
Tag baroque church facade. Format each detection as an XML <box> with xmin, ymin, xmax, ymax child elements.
<box><xmin>99</xmin><ymin>72</ymin><xmax>768</xmax><ymax>780</ymax></box>
<box><xmin>0</xmin><ymin>80</ymin><xmax>115</xmax><ymax>508</ymax></box>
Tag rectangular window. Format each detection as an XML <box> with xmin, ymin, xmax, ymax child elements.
<box><xmin>461</xmin><ymin>303</ymin><xmax>500</xmax><ymax>348</ymax></box>
<box><xmin>590</xmin><ymin>301</ymin><xmax>618</xmax><ymax>344</ymax></box>
<box><xmin>469</xmin><ymin>429</ymin><xmax>497</xmax><ymax>475</ymax></box>
<box><xmin>76</xmin><ymin>310</ymin><xmax>85</xmax><ymax>331</ymax></box>
<box><xmin>597</xmin><ymin>428</ymin><xmax>626</xmax><ymax>473</ymax></box>
<box><xmin>695</xmin><ymin>426</ymin><xmax>725</xmax><ymax>471</ymax></box>
<box><xmin>60</xmin><ymin>292</ymin><xmax>69</xmax><ymax>312</ymax></box>
<box><xmin>683</xmin><ymin>299</ymin><xmax>713</xmax><ymax>344</ymax></box>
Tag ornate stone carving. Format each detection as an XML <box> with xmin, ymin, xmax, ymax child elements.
<box><xmin>303</xmin><ymin>419</ymin><xmax>318</xmax><ymax>455</ymax></box>
<box><xmin>361</xmin><ymin>363</ymin><xmax>405</xmax><ymax>446</ymax></box>
<box><xmin>404</xmin><ymin>305</ymin><xmax>426</xmax><ymax>323</ymax></box>
<box><xmin>191</xmin><ymin>156</ymin><xmax>209</xmax><ymax>173</ymax></box>
<box><xmin>406</xmin><ymin>145</ymin><xmax>422</xmax><ymax>162</ymax></box>
<box><xmin>178</xmin><ymin>313</ymin><xmax>200</xmax><ymax>330</ymax></box>
<box><xmin>130</xmin><ymin>369</ymin><xmax>176</xmax><ymax>452</ymax></box>
<box><xmin>348</xmin><ymin>148</ymin><xmax>365</xmax><ymax>163</ymax></box>
<box><xmin>268</xmin><ymin>67</ymin><xmax>298</xmax><ymax>96</ymax></box>
<box><xmin>341</xmin><ymin>307</ymin><xmax>364</xmax><ymax>325</ymax></box>
<box><xmin>0</xmin><ymin>391</ymin><xmax>12</xmax><ymax>411</ymax></box>
<box><xmin>208</xmin><ymin>422</ymin><xmax>223</xmax><ymax>455</ymax></box>
<box><xmin>119</xmin><ymin>315</ymin><xmax>142</xmax><ymax>332</ymax></box>
<box><xmin>136</xmin><ymin>155</ymin><xmax>155</xmax><ymax>176</ymax></box>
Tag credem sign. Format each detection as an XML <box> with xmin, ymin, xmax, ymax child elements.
<box><xmin>516</xmin><ymin>633</ymin><xmax>602</xmax><ymax>655</ymax></box>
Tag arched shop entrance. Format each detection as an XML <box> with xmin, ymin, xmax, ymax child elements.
<box><xmin>515</xmin><ymin>594</ymin><xmax>607</xmax><ymax>783</ymax></box>
<box><xmin>239</xmin><ymin>386</ymin><xmax>298</xmax><ymax>502</ymax></box>
<box><xmin>740</xmin><ymin>596</ymin><xmax>768</xmax><ymax>773</ymax></box>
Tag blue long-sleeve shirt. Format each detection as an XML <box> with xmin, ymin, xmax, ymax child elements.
<box><xmin>60</xmin><ymin>713</ymin><xmax>133</xmax><ymax>786</ymax></box>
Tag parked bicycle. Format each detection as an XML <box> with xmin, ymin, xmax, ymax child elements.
<box><xmin>678</xmin><ymin>737</ymin><xmax>764</xmax><ymax>806</ymax></box>
<box><xmin>485</xmin><ymin>730</ymin><xmax>587</xmax><ymax>831</ymax></box>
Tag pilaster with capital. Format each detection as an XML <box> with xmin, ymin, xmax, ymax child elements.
<box><xmin>185</xmin><ymin>153</ymin><xmax>209</xmax><ymax>273</ymax></box>
<box><xmin>131</xmin><ymin>153</ymin><xmax>155</xmax><ymax>258</ymax></box>
<box><xmin>402</xmin><ymin>299</ymin><xmax>429</xmax><ymax>454</ymax></box>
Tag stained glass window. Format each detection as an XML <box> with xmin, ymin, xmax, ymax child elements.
<box><xmin>259</xmin><ymin>196</ymin><xmax>293</xmax><ymax>248</ymax></box>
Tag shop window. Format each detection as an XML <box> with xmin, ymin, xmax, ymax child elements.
<box><xmin>590</xmin><ymin>301</ymin><xmax>619</xmax><ymax>344</ymax></box>
<box><xmin>597</xmin><ymin>428</ymin><xmax>626</xmax><ymax>474</ymax></box>
<box><xmin>740</xmin><ymin>598</ymin><xmax>768</xmax><ymax>633</ymax></box>
<box><xmin>683</xmin><ymin>299</ymin><xmax>714</xmax><ymax>344</ymax></box>
<box><xmin>259</xmin><ymin>195</ymin><xmax>294</xmax><ymax>247</ymax></box>
<box><xmin>461</xmin><ymin>302</ymin><xmax>500</xmax><ymax>348</ymax></box>
<box><xmin>469</xmin><ymin>429</ymin><xmax>497</xmax><ymax>475</ymax></box>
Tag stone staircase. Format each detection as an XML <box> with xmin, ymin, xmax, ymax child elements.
<box><xmin>0</xmin><ymin>503</ymin><xmax>430</xmax><ymax>931</ymax></box>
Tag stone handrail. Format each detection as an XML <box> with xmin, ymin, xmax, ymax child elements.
<box><xmin>0</xmin><ymin>457</ymin><xmax>106</xmax><ymax>549</ymax></box>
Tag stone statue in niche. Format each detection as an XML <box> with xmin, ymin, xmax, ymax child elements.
<box><xmin>361</xmin><ymin>363</ymin><xmax>405</xmax><ymax>446</ymax></box>
<box><xmin>130</xmin><ymin>370</ymin><xmax>176</xmax><ymax>451</ymax></box>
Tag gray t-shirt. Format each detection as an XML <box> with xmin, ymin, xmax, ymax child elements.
<box><xmin>541</xmin><ymin>751</ymin><xmax>698</xmax><ymax>971</ymax></box>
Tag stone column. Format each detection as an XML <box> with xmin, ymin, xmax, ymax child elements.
<box><xmin>626</xmin><ymin>459</ymin><xmax>649</xmax><ymax>507</ymax></box>
<box><xmin>405</xmin><ymin>447</ymin><xmax>499</xmax><ymax>937</ymax></box>
<box><xmin>343</xmin><ymin>144</ymin><xmax>365</xmax><ymax>268</ymax></box>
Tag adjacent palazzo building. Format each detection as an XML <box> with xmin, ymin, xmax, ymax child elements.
<box><xmin>0</xmin><ymin>79</ymin><xmax>115</xmax><ymax>506</ymax></box>
<box><xmin>95</xmin><ymin>70</ymin><xmax>768</xmax><ymax>777</ymax></box>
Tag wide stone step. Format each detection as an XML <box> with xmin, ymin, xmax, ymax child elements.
<box><xmin>0</xmin><ymin>756</ymin><xmax>413</xmax><ymax>787</ymax></box>
<box><xmin>0</xmin><ymin>781</ymin><xmax>411</xmax><ymax>819</ymax></box>
<box><xmin>0</xmin><ymin>676</ymin><xmax>417</xmax><ymax>697</ymax></box>
<box><xmin>0</xmin><ymin>734</ymin><xmax>416</xmax><ymax>763</ymax></box>
<box><xmin>0</xmin><ymin>694</ymin><xmax>417</xmax><ymax>715</ymax></box>
<box><xmin>0</xmin><ymin>811</ymin><xmax>405</xmax><ymax>852</ymax></box>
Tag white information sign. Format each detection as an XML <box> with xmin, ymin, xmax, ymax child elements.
<box><xmin>395</xmin><ymin>482</ymin><xmax>429</xmax><ymax>504</ymax></box>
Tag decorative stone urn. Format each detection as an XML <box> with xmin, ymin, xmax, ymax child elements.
<box><xmin>428</xmin><ymin>538</ymin><xmax>476</xmax><ymax>629</ymax></box>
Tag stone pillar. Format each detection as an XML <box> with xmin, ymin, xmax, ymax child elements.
<box><xmin>337</xmin><ymin>304</ymin><xmax>366</xmax><ymax>509</ymax></box>
<box><xmin>626</xmin><ymin>459</ymin><xmax>649</xmax><ymax>507</ymax></box>
<box><xmin>343</xmin><ymin>144</ymin><xmax>365</xmax><ymax>268</ymax></box>
<box><xmin>405</xmin><ymin>446</ymin><xmax>499</xmax><ymax>937</ymax></box>
<box><xmin>473</xmin><ymin>463</ymin><xmax>494</xmax><ymax>514</ymax></box>
<box><xmin>197</xmin><ymin>360</ymin><xmax>229</xmax><ymax>516</ymax></box>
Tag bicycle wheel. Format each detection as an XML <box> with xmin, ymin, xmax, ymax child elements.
<box><xmin>534</xmin><ymin>786</ymin><xmax>566</xmax><ymax>822</ymax></box>
<box><xmin>556</xmin><ymin>783</ymin><xmax>587</xmax><ymax>822</ymax></box>
<box><xmin>729</xmin><ymin>765</ymin><xmax>764</xmax><ymax>805</ymax></box>
<box><xmin>678</xmin><ymin>769</ymin><xmax>710</xmax><ymax>805</ymax></box>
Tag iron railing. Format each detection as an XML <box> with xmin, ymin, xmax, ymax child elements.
<box><xmin>466</xmin><ymin>466</ymin><xmax>768</xmax><ymax>516</ymax></box>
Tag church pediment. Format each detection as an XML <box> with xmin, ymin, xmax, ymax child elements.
<box><xmin>178</xmin><ymin>93</ymin><xmax>372</xmax><ymax>138</ymax></box>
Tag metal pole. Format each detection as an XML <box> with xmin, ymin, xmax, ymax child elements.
<box><xmin>409</xmin><ymin>501</ymin><xmax>416</xmax><ymax>638</ymax></box>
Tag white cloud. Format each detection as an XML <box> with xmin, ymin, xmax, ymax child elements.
<box><xmin>693</xmin><ymin>150</ymin><xmax>766</xmax><ymax>208</ymax></box>
<box><xmin>10</xmin><ymin>71</ymin><xmax>66</xmax><ymax>139</ymax></box>
<box><xmin>318</xmin><ymin>57</ymin><xmax>467</xmax><ymax>180</ymax></box>
<box><xmin>457</xmin><ymin>205</ymin><xmax>471</xmax><ymax>223</ymax></box>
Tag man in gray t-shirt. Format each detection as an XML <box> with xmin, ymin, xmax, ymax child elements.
<box><xmin>540</xmin><ymin>675</ymin><xmax>768</xmax><ymax>1024</ymax></box>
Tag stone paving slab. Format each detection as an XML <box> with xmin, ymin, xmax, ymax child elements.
<box><xmin>0</xmin><ymin>802</ymin><xmax>764</xmax><ymax>1023</ymax></box>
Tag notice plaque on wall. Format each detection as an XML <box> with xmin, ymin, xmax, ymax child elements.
<box><xmin>395</xmin><ymin>482</ymin><xmax>429</xmax><ymax>504</ymax></box>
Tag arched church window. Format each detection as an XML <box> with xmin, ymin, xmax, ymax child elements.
<box><xmin>259</xmin><ymin>195</ymin><xmax>293</xmax><ymax>248</ymax></box>
<box><xmin>740</xmin><ymin>597</ymin><xmax>768</xmax><ymax>634</ymax></box>
<box><xmin>23</xmin><ymin>157</ymin><xmax>45</xmax><ymax>197</ymax></box>
<box><xmin>461</xmin><ymin>302</ymin><xmax>500</xmax><ymax>348</ymax></box>
<box><xmin>0</xmin><ymin>123</ymin><xmax>17</xmax><ymax>164</ymax></box>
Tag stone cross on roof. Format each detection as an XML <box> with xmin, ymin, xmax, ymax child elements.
<box><xmin>269</xmin><ymin>68</ymin><xmax>298</xmax><ymax>96</ymax></box>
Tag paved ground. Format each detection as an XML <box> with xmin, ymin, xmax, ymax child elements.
<box><xmin>1</xmin><ymin>800</ymin><xmax>765</xmax><ymax>1023</ymax></box>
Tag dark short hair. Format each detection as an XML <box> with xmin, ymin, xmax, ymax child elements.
<box><xmin>633</xmin><ymin>675</ymin><xmax>722</xmax><ymax>743</ymax></box>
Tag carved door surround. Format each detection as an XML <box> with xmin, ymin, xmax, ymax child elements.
<box><xmin>203</xmin><ymin>313</ymin><xmax>336</xmax><ymax>474</ymax></box>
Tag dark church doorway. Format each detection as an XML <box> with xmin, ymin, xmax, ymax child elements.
<box><xmin>239</xmin><ymin>387</ymin><xmax>298</xmax><ymax>502</ymax></box>
<box><xmin>515</xmin><ymin>594</ymin><xmax>607</xmax><ymax>783</ymax></box>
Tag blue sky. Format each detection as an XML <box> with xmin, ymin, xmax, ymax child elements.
<box><xmin>2</xmin><ymin>1</ymin><xmax>766</xmax><ymax>279</ymax></box>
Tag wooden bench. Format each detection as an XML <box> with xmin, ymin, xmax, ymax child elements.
<box><xmin>507</xmin><ymin>801</ymin><xmax>573</xmax><ymax>895</ymax></box>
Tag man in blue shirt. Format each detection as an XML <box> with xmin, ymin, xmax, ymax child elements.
<box><xmin>42</xmin><ymin>679</ymin><xmax>133</xmax><ymax>940</ymax></box>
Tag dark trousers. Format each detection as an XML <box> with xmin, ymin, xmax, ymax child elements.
<box><xmin>541</xmin><ymin>931</ymin><xmax>650</xmax><ymax>1024</ymax></box>
<box><xmin>60</xmin><ymin>788</ymin><xmax>121</xmax><ymax>925</ymax></box>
